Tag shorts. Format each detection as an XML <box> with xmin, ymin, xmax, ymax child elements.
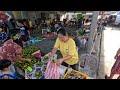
<box><xmin>61</xmin><ymin>62</ymin><xmax>79</xmax><ymax>70</ymax></box>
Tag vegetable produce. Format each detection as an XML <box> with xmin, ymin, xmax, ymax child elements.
<box><xmin>43</xmin><ymin>56</ymin><xmax>49</xmax><ymax>63</ymax></box>
<box><xmin>42</xmin><ymin>65</ymin><xmax>46</xmax><ymax>72</ymax></box>
<box><xmin>16</xmin><ymin>57</ymin><xmax>37</xmax><ymax>70</ymax></box>
<box><xmin>22</xmin><ymin>45</ymin><xmax>39</xmax><ymax>58</ymax></box>
<box><xmin>16</xmin><ymin>61</ymin><xmax>29</xmax><ymax>70</ymax></box>
<box><xmin>33</xmin><ymin>69</ymin><xmax>43</xmax><ymax>79</ymax></box>
<box><xmin>36</xmin><ymin>61</ymin><xmax>43</xmax><ymax>67</ymax></box>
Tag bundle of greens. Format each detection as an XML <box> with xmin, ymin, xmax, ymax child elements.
<box><xmin>22</xmin><ymin>45</ymin><xmax>39</xmax><ymax>58</ymax></box>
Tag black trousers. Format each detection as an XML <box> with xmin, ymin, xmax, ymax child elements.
<box><xmin>61</xmin><ymin>62</ymin><xmax>78</xmax><ymax>70</ymax></box>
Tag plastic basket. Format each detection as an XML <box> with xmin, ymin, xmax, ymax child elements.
<box><xmin>41</xmin><ymin>57</ymin><xmax>49</xmax><ymax>63</ymax></box>
<box><xmin>25</xmin><ymin>64</ymin><xmax>44</xmax><ymax>79</ymax></box>
<box><xmin>41</xmin><ymin>64</ymin><xmax>47</xmax><ymax>73</ymax></box>
<box><xmin>63</xmin><ymin>69</ymin><xmax>88</xmax><ymax>79</ymax></box>
<box><xmin>32</xmin><ymin>67</ymin><xmax>44</xmax><ymax>79</ymax></box>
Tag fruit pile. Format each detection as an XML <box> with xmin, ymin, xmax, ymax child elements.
<box><xmin>26</xmin><ymin>62</ymin><xmax>47</xmax><ymax>79</ymax></box>
<box><xmin>42</xmin><ymin>56</ymin><xmax>49</xmax><ymax>63</ymax></box>
<box><xmin>25</xmin><ymin>55</ymin><xmax>50</xmax><ymax>79</ymax></box>
<box><xmin>16</xmin><ymin>57</ymin><xmax>37</xmax><ymax>70</ymax></box>
<box><xmin>16</xmin><ymin>61</ymin><xmax>29</xmax><ymax>70</ymax></box>
<box><xmin>22</xmin><ymin>45</ymin><xmax>39</xmax><ymax>58</ymax></box>
<box><xmin>36</xmin><ymin>61</ymin><xmax>43</xmax><ymax>67</ymax></box>
<box><xmin>33</xmin><ymin>68</ymin><xmax>43</xmax><ymax>79</ymax></box>
<box><xmin>65</xmin><ymin>70</ymin><xmax>86</xmax><ymax>79</ymax></box>
<box><xmin>42</xmin><ymin>65</ymin><xmax>46</xmax><ymax>72</ymax></box>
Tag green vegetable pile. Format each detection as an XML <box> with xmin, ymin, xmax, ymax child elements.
<box><xmin>43</xmin><ymin>56</ymin><xmax>49</xmax><ymax>63</ymax></box>
<box><xmin>36</xmin><ymin>61</ymin><xmax>43</xmax><ymax>67</ymax></box>
<box><xmin>42</xmin><ymin>65</ymin><xmax>46</xmax><ymax>72</ymax></box>
<box><xmin>22</xmin><ymin>45</ymin><xmax>39</xmax><ymax>58</ymax></box>
<box><xmin>33</xmin><ymin>68</ymin><xmax>43</xmax><ymax>79</ymax></box>
<box><xmin>16</xmin><ymin>57</ymin><xmax>37</xmax><ymax>70</ymax></box>
<box><xmin>16</xmin><ymin>61</ymin><xmax>29</xmax><ymax>70</ymax></box>
<box><xmin>16</xmin><ymin>46</ymin><xmax>39</xmax><ymax>70</ymax></box>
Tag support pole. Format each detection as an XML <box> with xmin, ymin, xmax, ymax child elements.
<box><xmin>87</xmin><ymin>11</ymin><xmax>99</xmax><ymax>54</ymax></box>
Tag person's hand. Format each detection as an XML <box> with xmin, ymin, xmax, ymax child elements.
<box><xmin>25</xmin><ymin>58</ymin><xmax>31</xmax><ymax>62</ymax></box>
<box><xmin>50</xmin><ymin>56</ymin><xmax>54</xmax><ymax>62</ymax></box>
<box><xmin>56</xmin><ymin>58</ymin><xmax>63</xmax><ymax>66</ymax></box>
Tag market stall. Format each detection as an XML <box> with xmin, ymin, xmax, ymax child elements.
<box><xmin>13</xmin><ymin>16</ymin><xmax>94</xmax><ymax>79</ymax></box>
<box><xmin>15</xmin><ymin>48</ymin><xmax>89</xmax><ymax>79</ymax></box>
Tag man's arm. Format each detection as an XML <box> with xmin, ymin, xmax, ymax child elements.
<box><xmin>50</xmin><ymin>38</ymin><xmax>60</xmax><ymax>60</ymax></box>
<box><xmin>56</xmin><ymin>55</ymin><xmax>72</xmax><ymax>66</ymax></box>
<box><xmin>59</xmin><ymin>55</ymin><xmax>72</xmax><ymax>62</ymax></box>
<box><xmin>50</xmin><ymin>47</ymin><xmax>58</xmax><ymax>61</ymax></box>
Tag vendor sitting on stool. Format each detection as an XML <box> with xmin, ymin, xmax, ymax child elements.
<box><xmin>50</xmin><ymin>28</ymin><xmax>79</xmax><ymax>70</ymax></box>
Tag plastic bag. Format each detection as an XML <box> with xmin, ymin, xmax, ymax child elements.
<box><xmin>45</xmin><ymin>60</ymin><xmax>59</xmax><ymax>79</ymax></box>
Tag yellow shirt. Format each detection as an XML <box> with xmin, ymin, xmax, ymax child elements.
<box><xmin>54</xmin><ymin>37</ymin><xmax>79</xmax><ymax>65</ymax></box>
<box><xmin>29</xmin><ymin>21</ymin><xmax>33</xmax><ymax>28</ymax></box>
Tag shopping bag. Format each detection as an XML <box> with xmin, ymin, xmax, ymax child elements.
<box><xmin>45</xmin><ymin>60</ymin><xmax>59</xmax><ymax>79</ymax></box>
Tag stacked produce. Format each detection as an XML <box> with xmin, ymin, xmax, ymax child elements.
<box><xmin>33</xmin><ymin>68</ymin><xmax>43</xmax><ymax>79</ymax></box>
<box><xmin>42</xmin><ymin>65</ymin><xmax>46</xmax><ymax>72</ymax></box>
<box><xmin>22</xmin><ymin>45</ymin><xmax>39</xmax><ymax>58</ymax></box>
<box><xmin>25</xmin><ymin>55</ymin><xmax>50</xmax><ymax>79</ymax></box>
<box><xmin>16</xmin><ymin>46</ymin><xmax>39</xmax><ymax>70</ymax></box>
<box><xmin>36</xmin><ymin>60</ymin><xmax>43</xmax><ymax>67</ymax></box>
<box><xmin>16</xmin><ymin>57</ymin><xmax>37</xmax><ymax>70</ymax></box>
<box><xmin>42</xmin><ymin>56</ymin><xmax>49</xmax><ymax>63</ymax></box>
<box><xmin>16</xmin><ymin>61</ymin><xmax>29</xmax><ymax>70</ymax></box>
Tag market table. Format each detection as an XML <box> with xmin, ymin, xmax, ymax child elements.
<box><xmin>25</xmin><ymin>52</ymin><xmax>90</xmax><ymax>79</ymax></box>
<box><xmin>25</xmin><ymin>52</ymin><xmax>68</xmax><ymax>79</ymax></box>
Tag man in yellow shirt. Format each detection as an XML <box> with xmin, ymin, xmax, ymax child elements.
<box><xmin>28</xmin><ymin>19</ymin><xmax>33</xmax><ymax>28</ymax></box>
<box><xmin>50</xmin><ymin>28</ymin><xmax>79</xmax><ymax>70</ymax></box>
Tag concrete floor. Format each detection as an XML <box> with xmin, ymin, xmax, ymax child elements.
<box><xmin>98</xmin><ymin>26</ymin><xmax>120</xmax><ymax>79</ymax></box>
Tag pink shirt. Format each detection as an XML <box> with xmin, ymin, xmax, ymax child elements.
<box><xmin>0</xmin><ymin>39</ymin><xmax>22</xmax><ymax>63</ymax></box>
